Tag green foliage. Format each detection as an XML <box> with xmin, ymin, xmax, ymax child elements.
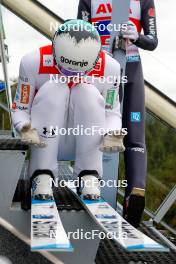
<box><xmin>0</xmin><ymin>86</ymin><xmax>16</xmax><ymax>130</ymax></box>
<box><xmin>0</xmin><ymin>90</ymin><xmax>10</xmax><ymax>130</ymax></box>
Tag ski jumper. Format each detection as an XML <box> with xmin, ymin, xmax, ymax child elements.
<box><xmin>78</xmin><ymin>0</ymin><xmax>158</xmax><ymax>196</ymax></box>
<box><xmin>12</xmin><ymin>45</ymin><xmax>121</xmax><ymax>178</ymax></box>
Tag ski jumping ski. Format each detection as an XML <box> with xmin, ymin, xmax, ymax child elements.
<box><xmin>67</xmin><ymin>183</ymin><xmax>169</xmax><ymax>252</ymax></box>
<box><xmin>110</xmin><ymin>0</ymin><xmax>130</xmax><ymax>72</ymax></box>
<box><xmin>31</xmin><ymin>195</ymin><xmax>73</xmax><ymax>251</ymax></box>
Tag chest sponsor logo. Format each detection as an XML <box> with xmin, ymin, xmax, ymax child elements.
<box><xmin>43</xmin><ymin>55</ymin><xmax>54</xmax><ymax>67</ymax></box>
<box><xmin>20</xmin><ymin>84</ymin><xmax>30</xmax><ymax>104</ymax></box>
<box><xmin>94</xmin><ymin>0</ymin><xmax>140</xmax><ymax>17</ymax></box>
<box><xmin>96</xmin><ymin>3</ymin><xmax>112</xmax><ymax>14</ymax></box>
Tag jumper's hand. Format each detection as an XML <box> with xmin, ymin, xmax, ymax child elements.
<box><xmin>20</xmin><ymin>124</ymin><xmax>46</xmax><ymax>148</ymax></box>
<box><xmin>99</xmin><ymin>131</ymin><xmax>125</xmax><ymax>153</ymax></box>
<box><xmin>121</xmin><ymin>21</ymin><xmax>139</xmax><ymax>42</ymax></box>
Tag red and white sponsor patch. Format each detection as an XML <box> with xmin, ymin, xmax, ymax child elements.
<box><xmin>12</xmin><ymin>102</ymin><xmax>16</xmax><ymax>110</ymax></box>
<box><xmin>43</xmin><ymin>55</ymin><xmax>54</xmax><ymax>67</ymax></box>
<box><xmin>39</xmin><ymin>45</ymin><xmax>59</xmax><ymax>74</ymax></box>
<box><xmin>148</xmin><ymin>8</ymin><xmax>155</xmax><ymax>17</ymax></box>
<box><xmin>20</xmin><ymin>84</ymin><xmax>30</xmax><ymax>104</ymax></box>
<box><xmin>88</xmin><ymin>51</ymin><xmax>105</xmax><ymax>77</ymax></box>
<box><xmin>96</xmin><ymin>3</ymin><xmax>112</xmax><ymax>15</ymax></box>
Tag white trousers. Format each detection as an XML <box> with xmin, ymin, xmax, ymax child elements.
<box><xmin>29</xmin><ymin>81</ymin><xmax>108</xmax><ymax>178</ymax></box>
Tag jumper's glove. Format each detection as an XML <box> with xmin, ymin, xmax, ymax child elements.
<box><xmin>20</xmin><ymin>124</ymin><xmax>46</xmax><ymax>147</ymax></box>
<box><xmin>99</xmin><ymin>131</ymin><xmax>125</xmax><ymax>153</ymax></box>
<box><xmin>121</xmin><ymin>21</ymin><xmax>139</xmax><ymax>42</ymax></box>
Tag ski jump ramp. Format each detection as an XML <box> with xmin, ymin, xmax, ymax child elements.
<box><xmin>0</xmin><ymin>139</ymin><xmax>175</xmax><ymax>263</ymax></box>
<box><xmin>0</xmin><ymin>0</ymin><xmax>176</xmax><ymax>263</ymax></box>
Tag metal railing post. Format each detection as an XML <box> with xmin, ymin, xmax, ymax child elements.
<box><xmin>153</xmin><ymin>185</ymin><xmax>176</xmax><ymax>223</ymax></box>
<box><xmin>0</xmin><ymin>5</ymin><xmax>15</xmax><ymax>136</ymax></box>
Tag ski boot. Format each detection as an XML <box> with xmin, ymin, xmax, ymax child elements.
<box><xmin>31</xmin><ymin>170</ymin><xmax>55</xmax><ymax>201</ymax></box>
<box><xmin>77</xmin><ymin>170</ymin><xmax>100</xmax><ymax>200</ymax></box>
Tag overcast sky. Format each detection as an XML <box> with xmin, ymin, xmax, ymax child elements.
<box><xmin>1</xmin><ymin>0</ymin><xmax>176</xmax><ymax>101</ymax></box>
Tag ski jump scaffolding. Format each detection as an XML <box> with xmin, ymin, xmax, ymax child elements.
<box><xmin>0</xmin><ymin>0</ymin><xmax>176</xmax><ymax>263</ymax></box>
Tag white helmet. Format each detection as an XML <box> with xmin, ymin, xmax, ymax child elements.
<box><xmin>52</xmin><ymin>19</ymin><xmax>101</xmax><ymax>77</ymax></box>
